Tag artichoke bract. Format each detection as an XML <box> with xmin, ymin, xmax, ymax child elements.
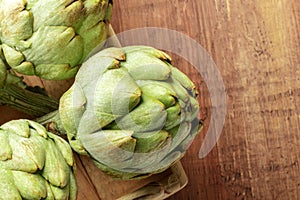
<box><xmin>0</xmin><ymin>0</ymin><xmax>112</xmax><ymax>80</ymax></box>
<box><xmin>40</xmin><ymin>46</ymin><xmax>202</xmax><ymax>179</ymax></box>
<box><xmin>0</xmin><ymin>119</ymin><xmax>77</xmax><ymax>199</ymax></box>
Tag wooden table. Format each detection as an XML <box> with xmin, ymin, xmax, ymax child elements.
<box><xmin>109</xmin><ymin>0</ymin><xmax>299</xmax><ymax>199</ymax></box>
<box><xmin>1</xmin><ymin>0</ymin><xmax>299</xmax><ymax>199</ymax></box>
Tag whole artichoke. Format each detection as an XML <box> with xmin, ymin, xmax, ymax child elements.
<box><xmin>0</xmin><ymin>0</ymin><xmax>112</xmax><ymax>80</ymax></box>
<box><xmin>39</xmin><ymin>46</ymin><xmax>201</xmax><ymax>179</ymax></box>
<box><xmin>0</xmin><ymin>119</ymin><xmax>77</xmax><ymax>199</ymax></box>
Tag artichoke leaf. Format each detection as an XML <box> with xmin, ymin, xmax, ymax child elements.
<box><xmin>179</xmin><ymin>120</ymin><xmax>203</xmax><ymax>151</ymax></box>
<box><xmin>76</xmin><ymin>0</ymin><xmax>110</xmax><ymax>33</ymax></box>
<box><xmin>77</xmin><ymin>109</ymin><xmax>104</xmax><ymax>140</ymax></box>
<box><xmin>0</xmin><ymin>1</ymin><xmax>33</xmax><ymax>47</ymax></box>
<box><xmin>44</xmin><ymin>182</ymin><xmax>55</xmax><ymax>200</ymax></box>
<box><xmin>50</xmin><ymin>183</ymin><xmax>70</xmax><ymax>200</ymax></box>
<box><xmin>80</xmin><ymin>130</ymin><xmax>136</xmax><ymax>167</ymax></box>
<box><xmin>170</xmin><ymin>79</ymin><xmax>191</xmax><ymax>103</ymax></box>
<box><xmin>93</xmin><ymin>133</ymin><xmax>172</xmax><ymax>172</ymax></box>
<box><xmin>122</xmin><ymin>46</ymin><xmax>172</xmax><ymax>62</ymax></box>
<box><xmin>68</xmin><ymin>171</ymin><xmax>77</xmax><ymax>200</ymax></box>
<box><xmin>75</xmin><ymin>0</ymin><xmax>112</xmax><ymax>60</ymax></box>
<box><xmin>12</xmin><ymin>170</ymin><xmax>47</xmax><ymax>200</ymax></box>
<box><xmin>121</xmin><ymin>55</ymin><xmax>170</xmax><ymax>80</ymax></box>
<box><xmin>1</xmin><ymin>44</ymin><xmax>24</xmax><ymax>67</ymax></box>
<box><xmin>0</xmin><ymin>119</ymin><xmax>30</xmax><ymax>138</ymax></box>
<box><xmin>42</xmin><ymin>140</ymin><xmax>70</xmax><ymax>188</ymax></box>
<box><xmin>79</xmin><ymin>21</ymin><xmax>108</xmax><ymax>61</ymax></box>
<box><xmin>127</xmin><ymin>137</ymin><xmax>172</xmax><ymax>173</ymax></box>
<box><xmin>47</xmin><ymin>132</ymin><xmax>74</xmax><ymax>167</ymax></box>
<box><xmin>112</xmin><ymin>95</ymin><xmax>167</xmax><ymax>132</ymax></box>
<box><xmin>177</xmin><ymin>98</ymin><xmax>199</xmax><ymax>124</ymax></box>
<box><xmin>60</xmin><ymin>84</ymin><xmax>86</xmax><ymax>139</ymax></box>
<box><xmin>133</xmin><ymin>130</ymin><xmax>170</xmax><ymax>153</ymax></box>
<box><xmin>0</xmin><ymin>130</ymin><xmax>12</xmax><ymax>161</ymax></box>
<box><xmin>0</xmin><ymin>168</ymin><xmax>22</xmax><ymax>200</ymax></box>
<box><xmin>170</xmin><ymin>66</ymin><xmax>196</xmax><ymax>94</ymax></box>
<box><xmin>165</xmin><ymin>103</ymin><xmax>182</xmax><ymax>130</ymax></box>
<box><xmin>121</xmin><ymin>46</ymin><xmax>172</xmax><ymax>81</ymax></box>
<box><xmin>28</xmin><ymin>120</ymin><xmax>48</xmax><ymax>138</ymax></box>
<box><xmin>138</xmin><ymin>150</ymin><xmax>182</xmax><ymax>175</ymax></box>
<box><xmin>93</xmin><ymin>160</ymin><xmax>142</xmax><ymax>180</ymax></box>
<box><xmin>167</xmin><ymin>122</ymin><xmax>192</xmax><ymax>151</ymax></box>
<box><xmin>90</xmin><ymin>68</ymin><xmax>142</xmax><ymax>128</ymax></box>
<box><xmin>186</xmin><ymin>96</ymin><xmax>200</xmax><ymax>122</ymax></box>
<box><xmin>35</xmin><ymin>63</ymin><xmax>79</xmax><ymax>80</ymax></box>
<box><xmin>154</xmin><ymin>151</ymin><xmax>183</xmax><ymax>173</ymax></box>
<box><xmin>137</xmin><ymin>80</ymin><xmax>177</xmax><ymax>108</ymax></box>
<box><xmin>30</xmin><ymin>0</ymin><xmax>83</xmax><ymax>30</ymax></box>
<box><xmin>23</xmin><ymin>26</ymin><xmax>83</xmax><ymax>67</ymax></box>
<box><xmin>94</xmin><ymin>47</ymin><xmax>125</xmax><ymax>60</ymax></box>
<box><xmin>85</xmin><ymin>45</ymin><xmax>125</xmax><ymax>62</ymax></box>
<box><xmin>12</xmin><ymin>61</ymin><xmax>35</xmax><ymax>76</ymax></box>
<box><xmin>121</xmin><ymin>52</ymin><xmax>171</xmax><ymax>80</ymax></box>
<box><xmin>76</xmin><ymin>56</ymin><xmax>120</xmax><ymax>89</ymax></box>
<box><xmin>2</xmin><ymin>130</ymin><xmax>46</xmax><ymax>172</ymax></box>
<box><xmin>69</xmin><ymin>139</ymin><xmax>88</xmax><ymax>156</ymax></box>
<box><xmin>21</xmin><ymin>130</ymin><xmax>47</xmax><ymax>170</ymax></box>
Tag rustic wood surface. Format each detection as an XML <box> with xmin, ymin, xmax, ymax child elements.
<box><xmin>1</xmin><ymin>0</ymin><xmax>299</xmax><ymax>199</ymax></box>
<box><xmin>110</xmin><ymin>0</ymin><xmax>299</xmax><ymax>199</ymax></box>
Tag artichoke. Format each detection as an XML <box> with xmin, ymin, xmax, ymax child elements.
<box><xmin>38</xmin><ymin>46</ymin><xmax>202</xmax><ymax>179</ymax></box>
<box><xmin>0</xmin><ymin>0</ymin><xmax>113</xmax><ymax>80</ymax></box>
<box><xmin>0</xmin><ymin>119</ymin><xmax>77</xmax><ymax>199</ymax></box>
<box><xmin>0</xmin><ymin>0</ymin><xmax>112</xmax><ymax>116</ymax></box>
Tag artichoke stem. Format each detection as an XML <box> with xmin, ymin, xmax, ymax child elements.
<box><xmin>35</xmin><ymin>110</ymin><xmax>67</xmax><ymax>137</ymax></box>
<box><xmin>0</xmin><ymin>84</ymin><xmax>58</xmax><ymax>117</ymax></box>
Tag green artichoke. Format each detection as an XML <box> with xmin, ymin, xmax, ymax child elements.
<box><xmin>0</xmin><ymin>0</ymin><xmax>112</xmax><ymax>80</ymax></box>
<box><xmin>0</xmin><ymin>119</ymin><xmax>77</xmax><ymax>199</ymax></box>
<box><xmin>0</xmin><ymin>0</ymin><xmax>112</xmax><ymax>116</ymax></box>
<box><xmin>39</xmin><ymin>46</ymin><xmax>201</xmax><ymax>179</ymax></box>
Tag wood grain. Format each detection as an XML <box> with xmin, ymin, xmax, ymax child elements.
<box><xmin>110</xmin><ymin>0</ymin><xmax>300</xmax><ymax>199</ymax></box>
